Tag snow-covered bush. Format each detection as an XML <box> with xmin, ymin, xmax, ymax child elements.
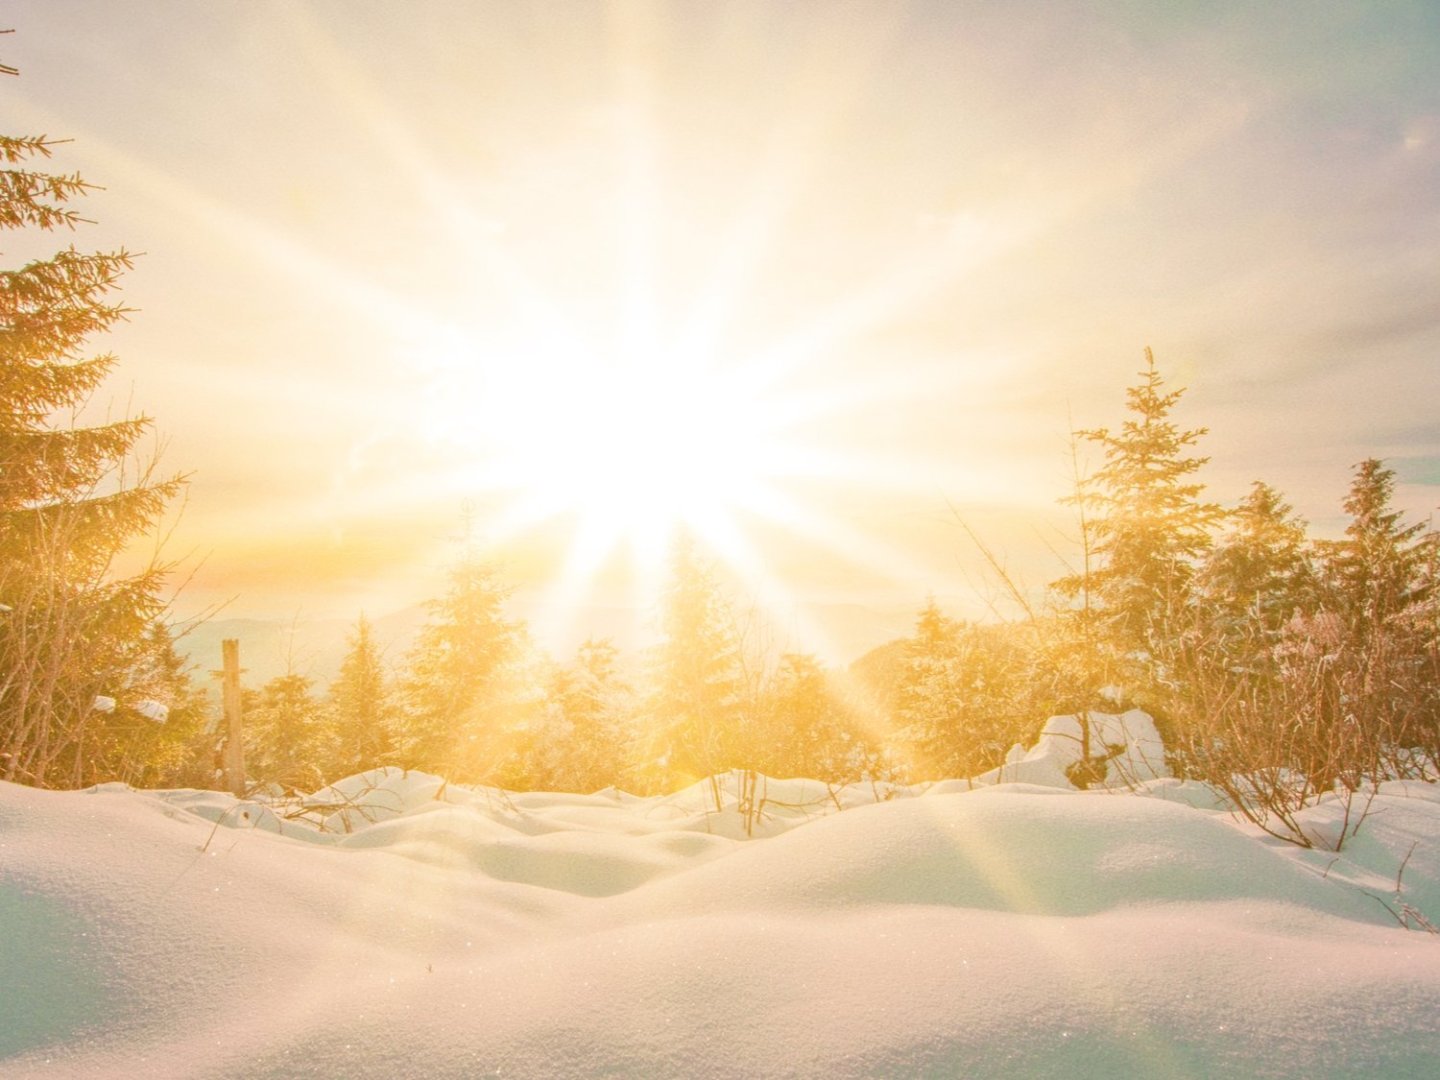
<box><xmin>969</xmin><ymin>709</ymin><xmax>1170</xmax><ymax>791</ymax></box>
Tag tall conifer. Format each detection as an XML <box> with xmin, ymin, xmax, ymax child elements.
<box><xmin>1321</xmin><ymin>458</ymin><xmax>1432</xmax><ymax>632</ymax></box>
<box><xmin>1059</xmin><ymin>349</ymin><xmax>1219</xmax><ymax>643</ymax></box>
<box><xmin>1200</xmin><ymin>481</ymin><xmax>1315</xmax><ymax>639</ymax></box>
<box><xmin>1</xmin><ymin>58</ymin><xmax>184</xmax><ymax>785</ymax></box>
<box><xmin>645</xmin><ymin>535</ymin><xmax>742</xmax><ymax>788</ymax></box>
<box><xmin>328</xmin><ymin>615</ymin><xmax>393</xmax><ymax>776</ymax></box>
<box><xmin>399</xmin><ymin>553</ymin><xmax>522</xmax><ymax>777</ymax></box>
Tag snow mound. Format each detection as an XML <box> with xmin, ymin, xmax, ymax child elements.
<box><xmin>971</xmin><ymin>708</ymin><xmax>1171</xmax><ymax>789</ymax></box>
<box><xmin>302</xmin><ymin>765</ymin><xmax>448</xmax><ymax>832</ymax></box>
<box><xmin>4</xmin><ymin>770</ymin><xmax>1440</xmax><ymax>1077</ymax></box>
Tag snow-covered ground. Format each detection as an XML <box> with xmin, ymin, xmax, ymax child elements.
<box><xmin>4</xmin><ymin>715</ymin><xmax>1440</xmax><ymax>1078</ymax></box>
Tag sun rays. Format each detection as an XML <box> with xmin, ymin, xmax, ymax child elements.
<box><xmin>349</xmin><ymin>6</ymin><xmax>964</xmax><ymax>648</ymax></box>
<box><xmin>266</xmin><ymin>5</ymin><xmax>1241</xmax><ymax>655</ymax></box>
<box><xmin>11</xmin><ymin>1</ymin><xmax>1264</xmax><ymax>659</ymax></box>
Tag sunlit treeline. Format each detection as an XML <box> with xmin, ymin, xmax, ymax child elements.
<box><xmin>10</xmin><ymin>309</ymin><xmax>1440</xmax><ymax>795</ymax></box>
<box><xmin>181</xmin><ymin>538</ymin><xmax>898</xmax><ymax>795</ymax></box>
<box><xmin>4</xmin><ymin>100</ymin><xmax>1437</xmax><ymax>797</ymax></box>
<box><xmin>159</xmin><ymin>354</ymin><xmax>1438</xmax><ymax>799</ymax></box>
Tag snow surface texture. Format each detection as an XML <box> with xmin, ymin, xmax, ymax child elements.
<box><xmin>4</xmin><ymin>712</ymin><xmax>1440</xmax><ymax>1078</ymax></box>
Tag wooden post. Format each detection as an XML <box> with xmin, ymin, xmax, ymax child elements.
<box><xmin>221</xmin><ymin>639</ymin><xmax>245</xmax><ymax>797</ymax></box>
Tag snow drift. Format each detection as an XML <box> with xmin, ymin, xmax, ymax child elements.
<box><xmin>4</xmin><ymin>717</ymin><xmax>1440</xmax><ymax>1078</ymax></box>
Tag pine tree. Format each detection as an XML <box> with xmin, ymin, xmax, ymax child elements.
<box><xmin>1166</xmin><ymin>481</ymin><xmax>1317</xmax><ymax>772</ymax></box>
<box><xmin>643</xmin><ymin>535</ymin><xmax>743</xmax><ymax>790</ymax></box>
<box><xmin>537</xmin><ymin>637</ymin><xmax>635</xmax><ymax>792</ymax></box>
<box><xmin>1164</xmin><ymin>482</ymin><xmax>1320</xmax><ymax>791</ymax></box>
<box><xmin>566</xmin><ymin>637</ymin><xmax>634</xmax><ymax>788</ymax></box>
<box><xmin>1315</xmin><ymin>459</ymin><xmax>1437</xmax><ymax>753</ymax></box>
<box><xmin>1166</xmin><ymin>462</ymin><xmax>1440</xmax><ymax>803</ymax></box>
<box><xmin>109</xmin><ymin>622</ymin><xmax>208</xmax><ymax>786</ymax></box>
<box><xmin>748</xmin><ymin>651</ymin><xmax>825</xmax><ymax>776</ymax></box>
<box><xmin>1</xmin><ymin>64</ymin><xmax>184</xmax><ymax>786</ymax></box>
<box><xmin>893</xmin><ymin>599</ymin><xmax>963</xmax><ymax>776</ymax></box>
<box><xmin>244</xmin><ymin>673</ymin><xmax>330</xmax><ymax>790</ymax></box>
<box><xmin>892</xmin><ymin>602</ymin><xmax>1037</xmax><ymax>780</ymax></box>
<box><xmin>746</xmin><ymin>652</ymin><xmax>877</xmax><ymax>782</ymax></box>
<box><xmin>1059</xmin><ymin>348</ymin><xmax>1220</xmax><ymax>644</ymax></box>
<box><xmin>1200</xmin><ymin>481</ymin><xmax>1316</xmax><ymax>640</ymax></box>
<box><xmin>327</xmin><ymin>615</ymin><xmax>394</xmax><ymax>778</ymax></box>
<box><xmin>399</xmin><ymin>553</ymin><xmax>522</xmax><ymax>778</ymax></box>
<box><xmin>1321</xmin><ymin>459</ymin><xmax>1432</xmax><ymax>632</ymax></box>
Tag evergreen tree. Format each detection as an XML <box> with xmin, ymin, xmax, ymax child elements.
<box><xmin>1315</xmin><ymin>459</ymin><xmax>1437</xmax><ymax>753</ymax></box>
<box><xmin>1167</xmin><ymin>481</ymin><xmax>1317</xmax><ymax>770</ymax></box>
<box><xmin>1059</xmin><ymin>349</ymin><xmax>1220</xmax><ymax>644</ymax></box>
<box><xmin>327</xmin><ymin>614</ymin><xmax>394</xmax><ymax>777</ymax></box>
<box><xmin>1166</xmin><ymin>483</ymin><xmax>1320</xmax><ymax>790</ymax></box>
<box><xmin>110</xmin><ymin>622</ymin><xmax>208</xmax><ymax>786</ymax></box>
<box><xmin>748</xmin><ymin>651</ymin><xmax>826</xmax><ymax>776</ymax></box>
<box><xmin>399</xmin><ymin>552</ymin><xmax>523</xmax><ymax>779</ymax></box>
<box><xmin>643</xmin><ymin>535</ymin><xmax>743</xmax><ymax>789</ymax></box>
<box><xmin>565</xmin><ymin>637</ymin><xmax>634</xmax><ymax>788</ymax></box>
<box><xmin>746</xmin><ymin>651</ymin><xmax>880</xmax><ymax>782</ymax></box>
<box><xmin>574</xmin><ymin>636</ymin><xmax>624</xmax><ymax>708</ymax></box>
<box><xmin>1321</xmin><ymin>459</ymin><xmax>1432</xmax><ymax>633</ymax></box>
<box><xmin>1</xmin><ymin>64</ymin><xmax>184</xmax><ymax>786</ymax></box>
<box><xmin>892</xmin><ymin>602</ymin><xmax>1038</xmax><ymax>780</ymax></box>
<box><xmin>1175</xmin><ymin>460</ymin><xmax>1439</xmax><ymax>795</ymax></box>
<box><xmin>893</xmin><ymin>599</ymin><xmax>963</xmax><ymax>777</ymax></box>
<box><xmin>244</xmin><ymin>673</ymin><xmax>330</xmax><ymax>790</ymax></box>
<box><xmin>51</xmin><ymin>620</ymin><xmax>207</xmax><ymax>789</ymax></box>
<box><xmin>534</xmin><ymin>637</ymin><xmax>635</xmax><ymax>792</ymax></box>
<box><xmin>1200</xmin><ymin>481</ymin><xmax>1316</xmax><ymax>641</ymax></box>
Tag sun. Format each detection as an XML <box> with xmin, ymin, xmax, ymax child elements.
<box><xmin>419</xmin><ymin>329</ymin><xmax>805</xmax><ymax>587</ymax></box>
<box><xmin>512</xmin><ymin>351</ymin><xmax>770</xmax><ymax>540</ymax></box>
<box><xmin>231</xmin><ymin>3</ymin><xmax>1063</xmax><ymax>650</ymax></box>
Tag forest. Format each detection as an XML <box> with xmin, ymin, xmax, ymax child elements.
<box><xmin>3</xmin><ymin>65</ymin><xmax>1438</xmax><ymax>836</ymax></box>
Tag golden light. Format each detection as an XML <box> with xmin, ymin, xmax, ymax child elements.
<box><xmin>32</xmin><ymin>0</ymin><xmax>1256</xmax><ymax>654</ymax></box>
<box><xmin>423</xmin><ymin>331</ymin><xmax>805</xmax><ymax>577</ymax></box>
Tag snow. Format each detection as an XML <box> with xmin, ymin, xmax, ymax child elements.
<box><xmin>969</xmin><ymin>709</ymin><xmax>1171</xmax><ymax>790</ymax></box>
<box><xmin>4</xmin><ymin>743</ymin><xmax>1440</xmax><ymax>1076</ymax></box>
<box><xmin>135</xmin><ymin>700</ymin><xmax>170</xmax><ymax>725</ymax></box>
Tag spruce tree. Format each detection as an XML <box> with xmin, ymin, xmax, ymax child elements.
<box><xmin>539</xmin><ymin>637</ymin><xmax>634</xmax><ymax>792</ymax></box>
<box><xmin>1317</xmin><ymin>459</ymin><xmax>1437</xmax><ymax>752</ymax></box>
<box><xmin>1207</xmin><ymin>459</ymin><xmax>1440</xmax><ymax>786</ymax></box>
<box><xmin>749</xmin><ymin>651</ymin><xmax>876</xmax><ymax>782</ymax></box>
<box><xmin>1</xmin><ymin>63</ymin><xmax>184</xmax><ymax>786</ymax></box>
<box><xmin>1059</xmin><ymin>348</ymin><xmax>1220</xmax><ymax>644</ymax></box>
<box><xmin>1169</xmin><ymin>463</ymin><xmax>1440</xmax><ymax>802</ymax></box>
<box><xmin>399</xmin><ymin>553</ymin><xmax>522</xmax><ymax>778</ymax></box>
<box><xmin>894</xmin><ymin>599</ymin><xmax>963</xmax><ymax>777</ymax></box>
<box><xmin>1321</xmin><ymin>459</ymin><xmax>1432</xmax><ymax>632</ymax></box>
<box><xmin>644</xmin><ymin>535</ymin><xmax>742</xmax><ymax>789</ymax></box>
<box><xmin>893</xmin><ymin>602</ymin><xmax>1037</xmax><ymax>780</ymax></box>
<box><xmin>62</xmin><ymin>621</ymin><xmax>206</xmax><ymax>788</ymax></box>
<box><xmin>1200</xmin><ymin>481</ymin><xmax>1316</xmax><ymax>640</ymax></box>
<box><xmin>328</xmin><ymin>615</ymin><xmax>394</xmax><ymax>777</ymax></box>
<box><xmin>245</xmin><ymin>673</ymin><xmax>329</xmax><ymax>790</ymax></box>
<box><xmin>1166</xmin><ymin>482</ymin><xmax>1319</xmax><ymax>788</ymax></box>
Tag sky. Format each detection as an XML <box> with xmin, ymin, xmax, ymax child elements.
<box><xmin>4</xmin><ymin>0</ymin><xmax>1439</xmax><ymax>663</ymax></box>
